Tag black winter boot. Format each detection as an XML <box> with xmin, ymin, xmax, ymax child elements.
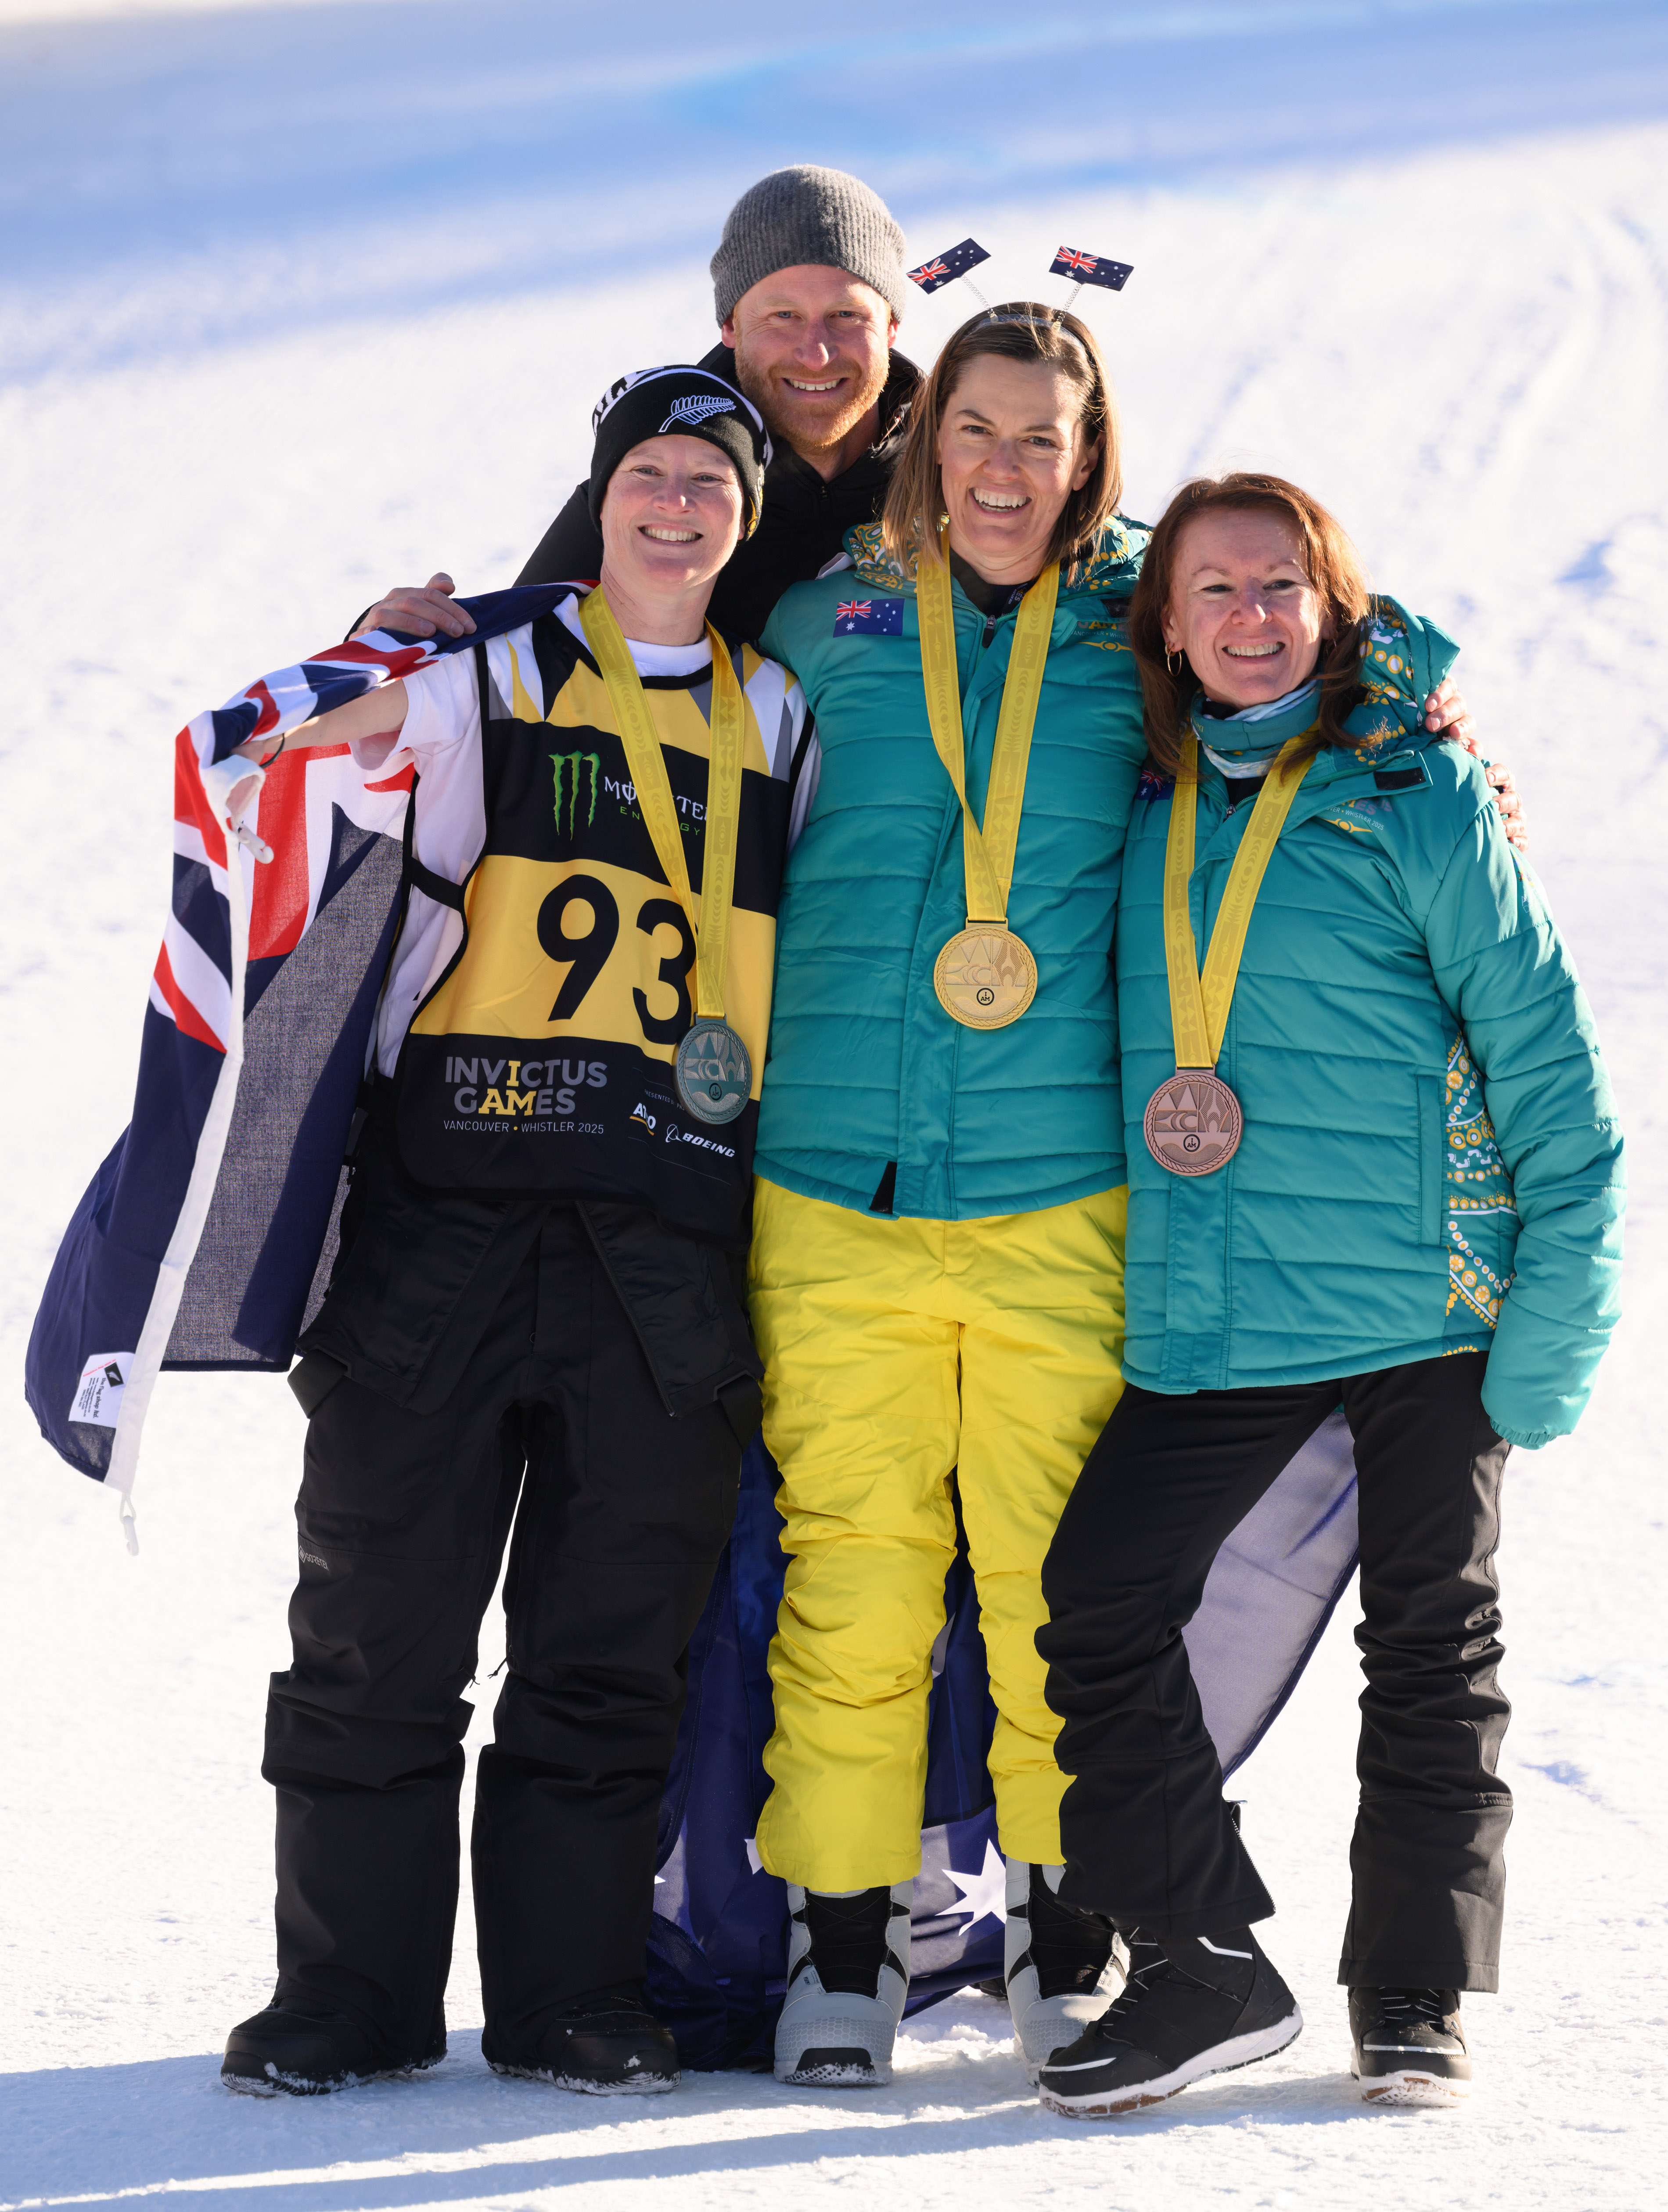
<box><xmin>1037</xmin><ymin>1927</ymin><xmax>1301</xmax><ymax>2116</ymax></box>
<box><xmin>1350</xmin><ymin>1987</ymin><xmax>1470</xmax><ymax>2104</ymax></box>
<box><xmin>222</xmin><ymin>2000</ymin><xmax>446</xmax><ymax>2096</ymax></box>
<box><xmin>484</xmin><ymin>1985</ymin><xmax>679</xmax><ymax>2095</ymax></box>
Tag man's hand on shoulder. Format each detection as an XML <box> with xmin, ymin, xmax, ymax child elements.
<box><xmin>354</xmin><ymin>572</ymin><xmax>476</xmax><ymax>641</ymax></box>
<box><xmin>1423</xmin><ymin>676</ymin><xmax>1528</xmax><ymax>852</ymax></box>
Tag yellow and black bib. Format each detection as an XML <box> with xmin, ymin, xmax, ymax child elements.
<box><xmin>394</xmin><ymin>612</ymin><xmax>794</xmax><ymax>1241</ymax></box>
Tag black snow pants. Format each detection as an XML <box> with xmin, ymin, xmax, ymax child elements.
<box><xmin>262</xmin><ymin>1203</ymin><xmax>744</xmax><ymax>2068</ymax></box>
<box><xmin>1038</xmin><ymin>1352</ymin><xmax>1513</xmax><ymax>1991</ymax></box>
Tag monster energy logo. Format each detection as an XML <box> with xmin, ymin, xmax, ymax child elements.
<box><xmin>551</xmin><ymin>751</ymin><xmax>600</xmax><ymax>836</ymax></box>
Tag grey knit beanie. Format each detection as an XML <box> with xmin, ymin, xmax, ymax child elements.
<box><xmin>711</xmin><ymin>165</ymin><xmax>909</xmax><ymax>326</ymax></box>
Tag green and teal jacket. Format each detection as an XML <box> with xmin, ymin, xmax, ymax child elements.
<box><xmin>756</xmin><ymin>519</ymin><xmax>1149</xmax><ymax>1221</ymax></box>
<box><xmin>1117</xmin><ymin>604</ymin><xmax>1624</xmax><ymax>1447</ymax></box>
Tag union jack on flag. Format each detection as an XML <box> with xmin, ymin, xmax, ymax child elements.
<box><xmin>907</xmin><ymin>238</ymin><xmax>991</xmax><ymax>295</ymax></box>
<box><xmin>1050</xmin><ymin>246</ymin><xmax>1135</xmax><ymax>292</ymax></box>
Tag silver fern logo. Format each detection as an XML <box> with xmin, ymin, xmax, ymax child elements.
<box><xmin>658</xmin><ymin>393</ymin><xmax>737</xmax><ymax>434</ymax></box>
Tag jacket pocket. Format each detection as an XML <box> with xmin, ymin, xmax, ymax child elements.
<box><xmin>1416</xmin><ymin>1072</ymin><xmax>1444</xmax><ymax>1247</ymax></box>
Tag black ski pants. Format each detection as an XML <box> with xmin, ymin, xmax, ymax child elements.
<box><xmin>1039</xmin><ymin>1353</ymin><xmax>1512</xmax><ymax>1991</ymax></box>
<box><xmin>262</xmin><ymin>1205</ymin><xmax>742</xmax><ymax>2066</ymax></box>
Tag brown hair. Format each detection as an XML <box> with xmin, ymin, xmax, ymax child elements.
<box><xmin>881</xmin><ymin>302</ymin><xmax>1122</xmax><ymax>576</ymax></box>
<box><xmin>1129</xmin><ymin>472</ymin><xmax>1374</xmax><ymax>774</ymax></box>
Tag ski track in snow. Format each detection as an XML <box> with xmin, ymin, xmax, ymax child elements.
<box><xmin>2</xmin><ymin>3</ymin><xmax>1666</xmax><ymax>2206</ymax></box>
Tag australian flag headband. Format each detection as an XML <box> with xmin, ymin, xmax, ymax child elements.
<box><xmin>908</xmin><ymin>237</ymin><xmax>1135</xmax><ymax>313</ymax></box>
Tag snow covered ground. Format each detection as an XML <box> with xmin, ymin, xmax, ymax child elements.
<box><xmin>2</xmin><ymin>1</ymin><xmax>1666</xmax><ymax>2205</ymax></box>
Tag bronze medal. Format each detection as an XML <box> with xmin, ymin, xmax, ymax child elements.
<box><xmin>1148</xmin><ymin>734</ymin><xmax>1315</xmax><ymax>1180</ymax></box>
<box><xmin>933</xmin><ymin>924</ymin><xmax>1038</xmax><ymax>1030</ymax></box>
<box><xmin>1144</xmin><ymin>1068</ymin><xmax>1243</xmax><ymax>1176</ymax></box>
<box><xmin>675</xmin><ymin>1018</ymin><xmax>752</xmax><ymax>1125</ymax></box>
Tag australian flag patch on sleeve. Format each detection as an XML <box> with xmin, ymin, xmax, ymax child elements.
<box><xmin>834</xmin><ymin>597</ymin><xmax>905</xmax><ymax>637</ymax></box>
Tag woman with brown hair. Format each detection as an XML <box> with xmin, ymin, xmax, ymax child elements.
<box><xmin>742</xmin><ymin>301</ymin><xmax>1146</xmax><ymax>2086</ymax></box>
<box><xmin>1033</xmin><ymin>473</ymin><xmax>1623</xmax><ymax>2116</ymax></box>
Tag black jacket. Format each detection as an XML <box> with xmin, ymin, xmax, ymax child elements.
<box><xmin>516</xmin><ymin>345</ymin><xmax>920</xmax><ymax>645</ymax></box>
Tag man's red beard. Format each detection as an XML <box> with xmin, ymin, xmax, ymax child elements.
<box><xmin>732</xmin><ymin>340</ymin><xmax>891</xmax><ymax>459</ymax></box>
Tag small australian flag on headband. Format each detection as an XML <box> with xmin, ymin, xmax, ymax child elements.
<box><xmin>907</xmin><ymin>238</ymin><xmax>991</xmax><ymax>294</ymax></box>
<box><xmin>1050</xmin><ymin>246</ymin><xmax>1134</xmax><ymax>291</ymax></box>
<box><xmin>834</xmin><ymin>597</ymin><xmax>905</xmax><ymax>637</ymax></box>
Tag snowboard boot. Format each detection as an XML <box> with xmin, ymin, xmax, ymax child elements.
<box><xmin>221</xmin><ymin>1999</ymin><xmax>446</xmax><ymax>2096</ymax></box>
<box><xmin>1349</xmin><ymin>1987</ymin><xmax>1470</xmax><ymax>2105</ymax></box>
<box><xmin>1037</xmin><ymin>1926</ymin><xmax>1301</xmax><ymax>2116</ymax></box>
<box><xmin>1004</xmin><ymin>1860</ymin><xmax>1128</xmax><ymax>2079</ymax></box>
<box><xmin>773</xmin><ymin>1883</ymin><xmax>912</xmax><ymax>2087</ymax></box>
<box><xmin>484</xmin><ymin>1985</ymin><xmax>679</xmax><ymax>2096</ymax></box>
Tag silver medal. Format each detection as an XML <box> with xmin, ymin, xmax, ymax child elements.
<box><xmin>675</xmin><ymin>1019</ymin><xmax>752</xmax><ymax>1125</ymax></box>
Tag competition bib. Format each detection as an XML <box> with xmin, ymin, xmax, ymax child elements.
<box><xmin>394</xmin><ymin>601</ymin><xmax>786</xmax><ymax>1239</ymax></box>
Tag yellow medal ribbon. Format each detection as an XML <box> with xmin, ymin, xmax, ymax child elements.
<box><xmin>917</xmin><ymin>525</ymin><xmax>1060</xmax><ymax>1027</ymax></box>
<box><xmin>1144</xmin><ymin>731</ymin><xmax>1312</xmax><ymax>1176</ymax></box>
<box><xmin>1162</xmin><ymin>733</ymin><xmax>1312</xmax><ymax>1067</ymax></box>
<box><xmin>579</xmin><ymin>587</ymin><xmax>744</xmax><ymax>1025</ymax></box>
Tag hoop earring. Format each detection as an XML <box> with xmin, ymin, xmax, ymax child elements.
<box><xmin>1165</xmin><ymin>649</ymin><xmax>1181</xmax><ymax>675</ymax></box>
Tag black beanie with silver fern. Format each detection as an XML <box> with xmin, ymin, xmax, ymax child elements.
<box><xmin>587</xmin><ymin>364</ymin><xmax>773</xmax><ymax>532</ymax></box>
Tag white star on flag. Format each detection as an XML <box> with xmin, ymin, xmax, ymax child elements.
<box><xmin>943</xmin><ymin>1839</ymin><xmax>1007</xmax><ymax>1927</ymax></box>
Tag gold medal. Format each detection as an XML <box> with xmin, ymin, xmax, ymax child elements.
<box><xmin>933</xmin><ymin>924</ymin><xmax>1038</xmax><ymax>1029</ymax></box>
<box><xmin>1143</xmin><ymin>1068</ymin><xmax>1243</xmax><ymax>1176</ymax></box>
<box><xmin>1145</xmin><ymin>734</ymin><xmax>1312</xmax><ymax>1176</ymax></box>
<box><xmin>916</xmin><ymin>529</ymin><xmax>1058</xmax><ymax>1031</ymax></box>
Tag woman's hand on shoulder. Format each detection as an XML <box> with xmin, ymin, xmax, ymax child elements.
<box><xmin>1423</xmin><ymin>678</ymin><xmax>1528</xmax><ymax>852</ymax></box>
<box><xmin>1423</xmin><ymin>675</ymin><xmax>1472</xmax><ymax>747</ymax></box>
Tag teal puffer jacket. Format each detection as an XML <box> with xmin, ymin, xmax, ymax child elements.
<box><xmin>756</xmin><ymin>520</ymin><xmax>1149</xmax><ymax>1221</ymax></box>
<box><xmin>1117</xmin><ymin>603</ymin><xmax>1624</xmax><ymax>1448</ymax></box>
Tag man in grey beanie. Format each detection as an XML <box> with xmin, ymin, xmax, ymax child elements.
<box><xmin>358</xmin><ymin>165</ymin><xmax>921</xmax><ymax>650</ymax></box>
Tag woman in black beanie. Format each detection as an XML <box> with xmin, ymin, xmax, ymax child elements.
<box><xmin>205</xmin><ymin>367</ymin><xmax>811</xmax><ymax>2102</ymax></box>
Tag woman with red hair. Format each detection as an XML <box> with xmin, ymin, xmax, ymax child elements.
<box><xmin>1035</xmin><ymin>474</ymin><xmax>1623</xmax><ymax>2116</ymax></box>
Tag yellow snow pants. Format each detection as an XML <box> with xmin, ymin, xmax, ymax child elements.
<box><xmin>748</xmin><ymin>1177</ymin><xmax>1127</xmax><ymax>1889</ymax></box>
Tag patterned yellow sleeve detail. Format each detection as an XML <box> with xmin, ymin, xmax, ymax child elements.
<box><xmin>1445</xmin><ymin>1034</ymin><xmax>1517</xmax><ymax>1329</ymax></box>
